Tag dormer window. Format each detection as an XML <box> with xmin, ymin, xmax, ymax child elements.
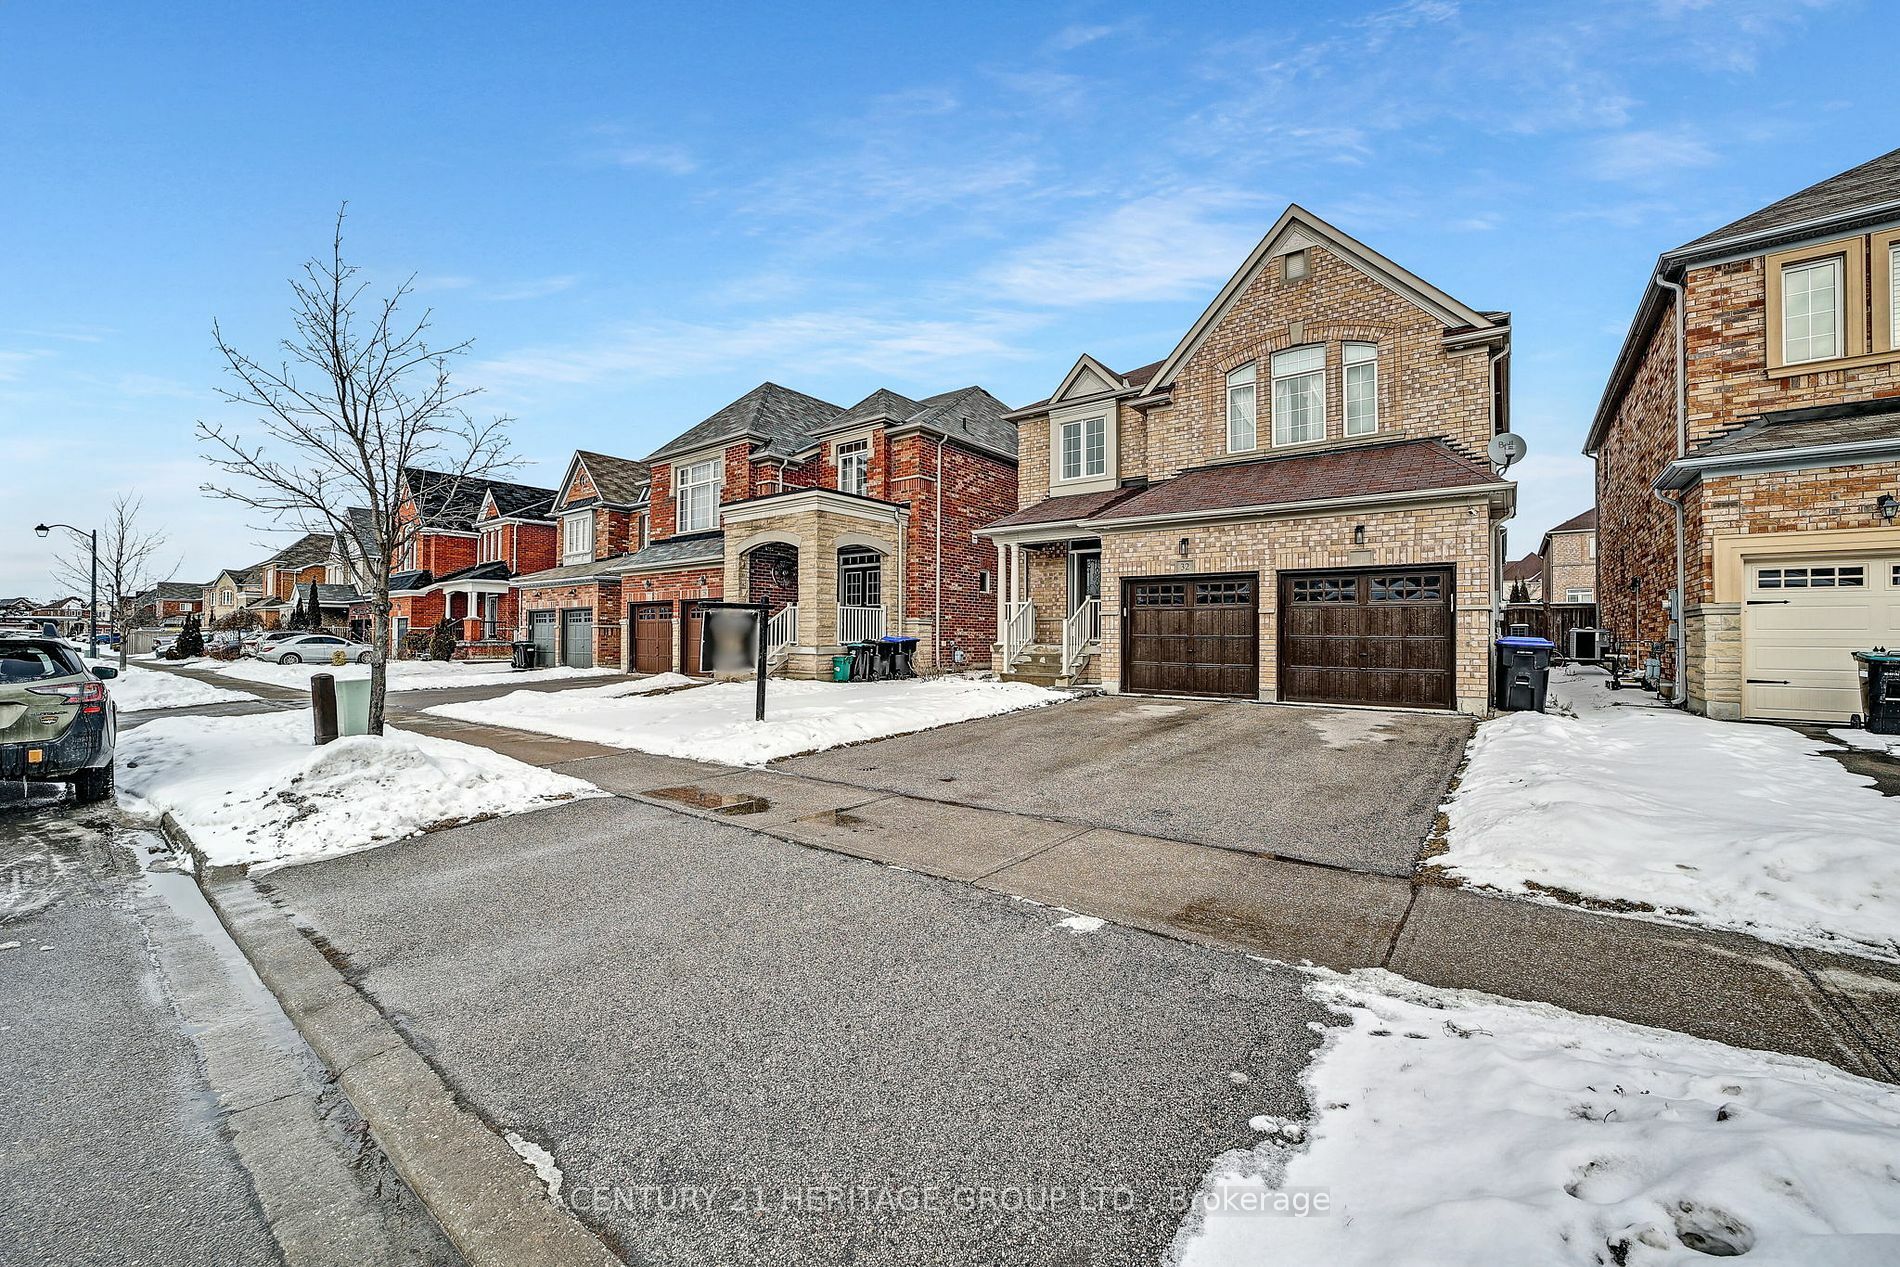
<box><xmin>1226</xmin><ymin>363</ymin><xmax>1257</xmax><ymax>452</ymax></box>
<box><xmin>1060</xmin><ymin>415</ymin><xmax>1107</xmax><ymax>481</ymax></box>
<box><xmin>1271</xmin><ymin>345</ymin><xmax>1325</xmax><ymax>446</ymax></box>
<box><xmin>562</xmin><ymin>512</ymin><xmax>594</xmax><ymax>562</ymax></box>
<box><xmin>836</xmin><ymin>438</ymin><xmax>870</xmax><ymax>497</ymax></box>
<box><xmin>1344</xmin><ymin>342</ymin><xmax>1379</xmax><ymax>436</ymax></box>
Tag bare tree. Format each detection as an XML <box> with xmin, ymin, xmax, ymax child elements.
<box><xmin>53</xmin><ymin>494</ymin><xmax>171</xmax><ymax>670</ymax></box>
<box><xmin>198</xmin><ymin>207</ymin><xmax>512</xmax><ymax>734</ymax></box>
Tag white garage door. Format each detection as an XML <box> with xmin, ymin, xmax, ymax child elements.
<box><xmin>1743</xmin><ymin>558</ymin><xmax>1900</xmax><ymax>722</ymax></box>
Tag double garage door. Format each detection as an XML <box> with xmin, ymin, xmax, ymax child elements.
<box><xmin>1744</xmin><ymin>556</ymin><xmax>1900</xmax><ymax>722</ymax></box>
<box><xmin>1122</xmin><ymin>567</ymin><xmax>1455</xmax><ymax>709</ymax></box>
<box><xmin>628</xmin><ymin>601</ymin><xmax>711</xmax><ymax>676</ymax></box>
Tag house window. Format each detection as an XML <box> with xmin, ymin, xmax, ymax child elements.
<box><xmin>1226</xmin><ymin>363</ymin><xmax>1257</xmax><ymax>452</ymax></box>
<box><xmin>220</xmin><ymin>589</ymin><xmax>234</xmax><ymax>607</ymax></box>
<box><xmin>836</xmin><ymin>439</ymin><xmax>870</xmax><ymax>497</ymax></box>
<box><xmin>479</xmin><ymin>525</ymin><xmax>503</xmax><ymax>563</ymax></box>
<box><xmin>1283</xmin><ymin>249</ymin><xmax>1309</xmax><ymax>281</ymax></box>
<box><xmin>1890</xmin><ymin>241</ymin><xmax>1900</xmax><ymax>348</ymax></box>
<box><xmin>1781</xmin><ymin>257</ymin><xmax>1843</xmax><ymax>364</ymax></box>
<box><xmin>1060</xmin><ymin>416</ymin><xmax>1107</xmax><ymax>481</ymax></box>
<box><xmin>677</xmin><ymin>458</ymin><xmax>720</xmax><ymax>533</ymax></box>
<box><xmin>1565</xmin><ymin>588</ymin><xmax>1596</xmax><ymax>603</ymax></box>
<box><xmin>1344</xmin><ymin>343</ymin><xmax>1378</xmax><ymax>437</ymax></box>
<box><xmin>977</xmin><ymin>570</ymin><xmax>993</xmax><ymax>594</ymax></box>
<box><xmin>563</xmin><ymin>512</ymin><xmax>594</xmax><ymax>561</ymax></box>
<box><xmin>839</xmin><ymin>549</ymin><xmax>882</xmax><ymax>607</ymax></box>
<box><xmin>1271</xmin><ymin>345</ymin><xmax>1325</xmax><ymax>446</ymax></box>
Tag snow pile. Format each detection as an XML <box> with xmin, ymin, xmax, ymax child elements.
<box><xmin>89</xmin><ymin>659</ymin><xmax>257</xmax><ymax>711</ymax></box>
<box><xmin>116</xmin><ymin>710</ymin><xmax>603</xmax><ymax>871</ymax></box>
<box><xmin>1175</xmin><ymin>971</ymin><xmax>1900</xmax><ymax>1266</ymax></box>
<box><xmin>426</xmin><ymin>676</ymin><xmax>1066</xmax><ymax>764</ymax></box>
<box><xmin>1438</xmin><ymin>666</ymin><xmax>1900</xmax><ymax>961</ymax></box>
<box><xmin>215</xmin><ymin>658</ymin><xmax>618</xmax><ymax>692</ymax></box>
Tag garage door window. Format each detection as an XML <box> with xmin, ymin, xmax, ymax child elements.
<box><xmin>1757</xmin><ymin>565</ymin><xmax>1865</xmax><ymax>589</ymax></box>
<box><xmin>1132</xmin><ymin>581</ymin><xmax>1186</xmax><ymax>607</ymax></box>
<box><xmin>1291</xmin><ymin>576</ymin><xmax>1355</xmax><ymax>602</ymax></box>
<box><xmin>1370</xmin><ymin>573</ymin><xmax>1445</xmax><ymax>602</ymax></box>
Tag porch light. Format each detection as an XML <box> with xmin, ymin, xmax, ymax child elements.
<box><xmin>1879</xmin><ymin>494</ymin><xmax>1899</xmax><ymax>523</ymax></box>
<box><xmin>1353</xmin><ymin>523</ymin><xmax>1366</xmax><ymax>545</ymax></box>
<box><xmin>1177</xmin><ymin>537</ymin><xmax>1191</xmax><ymax>559</ymax></box>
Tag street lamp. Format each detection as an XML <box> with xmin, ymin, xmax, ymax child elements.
<box><xmin>35</xmin><ymin>522</ymin><xmax>97</xmax><ymax>650</ymax></box>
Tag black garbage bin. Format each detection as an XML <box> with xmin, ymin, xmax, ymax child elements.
<box><xmin>510</xmin><ymin>640</ymin><xmax>538</xmax><ymax>671</ymax></box>
<box><xmin>878</xmin><ymin>635</ymin><xmax>920</xmax><ymax>680</ymax></box>
<box><xmin>847</xmin><ymin>640</ymin><xmax>880</xmax><ymax>682</ymax></box>
<box><xmin>1495</xmin><ymin>636</ymin><xmax>1555</xmax><ymax>713</ymax></box>
<box><xmin>1852</xmin><ymin>650</ymin><xmax>1900</xmax><ymax>735</ymax></box>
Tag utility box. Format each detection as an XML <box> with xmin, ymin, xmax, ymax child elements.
<box><xmin>1568</xmin><ymin>627</ymin><xmax>1602</xmax><ymax>662</ymax></box>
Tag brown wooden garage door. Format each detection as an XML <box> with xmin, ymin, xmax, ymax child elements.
<box><xmin>1278</xmin><ymin>567</ymin><xmax>1454</xmax><ymax>709</ymax></box>
<box><xmin>1122</xmin><ymin>574</ymin><xmax>1259</xmax><ymax>698</ymax></box>
<box><xmin>681</xmin><ymin>600</ymin><xmax>707</xmax><ymax>676</ymax></box>
<box><xmin>629</xmin><ymin>602</ymin><xmax>673</xmax><ymax>674</ymax></box>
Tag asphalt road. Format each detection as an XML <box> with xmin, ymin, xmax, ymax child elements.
<box><xmin>781</xmin><ymin>694</ymin><xmax>1474</xmax><ymax>875</ymax></box>
<box><xmin>262</xmin><ymin>794</ymin><xmax>1335</xmax><ymax>1267</ymax></box>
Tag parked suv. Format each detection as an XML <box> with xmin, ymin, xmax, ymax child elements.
<box><xmin>251</xmin><ymin>632</ymin><xmax>373</xmax><ymax>665</ymax></box>
<box><xmin>0</xmin><ymin>635</ymin><xmax>117</xmax><ymax>803</ymax></box>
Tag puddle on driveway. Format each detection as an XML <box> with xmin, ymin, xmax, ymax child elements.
<box><xmin>644</xmin><ymin>785</ymin><xmax>773</xmax><ymax>815</ymax></box>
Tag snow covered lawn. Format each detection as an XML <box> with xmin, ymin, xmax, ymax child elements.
<box><xmin>214</xmin><ymin>658</ymin><xmax>618</xmax><ymax>692</ymax></box>
<box><xmin>117</xmin><ymin>710</ymin><xmax>603</xmax><ymax>872</ymax></box>
<box><xmin>425</xmin><ymin>676</ymin><xmax>1066</xmax><ymax>764</ymax></box>
<box><xmin>1436</xmin><ymin>666</ymin><xmax>1900</xmax><ymax>962</ymax></box>
<box><xmin>88</xmin><ymin>659</ymin><xmax>257</xmax><ymax>712</ymax></box>
<box><xmin>1176</xmin><ymin>971</ymin><xmax>1900</xmax><ymax>1266</ymax></box>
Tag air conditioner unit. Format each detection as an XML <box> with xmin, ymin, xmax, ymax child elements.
<box><xmin>1568</xmin><ymin>627</ymin><xmax>1602</xmax><ymax>662</ymax></box>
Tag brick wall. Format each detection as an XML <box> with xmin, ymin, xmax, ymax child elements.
<box><xmin>517</xmin><ymin>581</ymin><xmax>624</xmax><ymax>666</ymax></box>
<box><xmin>512</xmin><ymin>522</ymin><xmax>558</xmax><ymax>575</ymax></box>
<box><xmin>1543</xmin><ymin>529</ymin><xmax>1597</xmax><ymax>600</ymax></box>
<box><xmin>890</xmin><ymin>435</ymin><xmax>1016</xmax><ymax>670</ymax></box>
<box><xmin>745</xmin><ymin>542</ymin><xmax>799</xmax><ymax>614</ymax></box>
<box><xmin>419</xmin><ymin>533</ymin><xmax>477</xmax><ymax>577</ymax></box>
<box><xmin>1596</xmin><ymin>295</ymin><xmax>1682</xmax><ymax>668</ymax></box>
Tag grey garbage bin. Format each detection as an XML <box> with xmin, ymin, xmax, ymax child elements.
<box><xmin>1495</xmin><ymin>636</ymin><xmax>1555</xmax><ymax>713</ymax></box>
<box><xmin>511</xmin><ymin>640</ymin><xmax>538</xmax><ymax>671</ymax></box>
<box><xmin>1852</xmin><ymin>650</ymin><xmax>1900</xmax><ymax>735</ymax></box>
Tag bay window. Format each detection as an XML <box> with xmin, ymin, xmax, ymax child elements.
<box><xmin>1271</xmin><ymin>345</ymin><xmax>1325</xmax><ymax>446</ymax></box>
<box><xmin>1226</xmin><ymin>363</ymin><xmax>1256</xmax><ymax>452</ymax></box>
<box><xmin>1344</xmin><ymin>342</ymin><xmax>1379</xmax><ymax>436</ymax></box>
<box><xmin>677</xmin><ymin>457</ymin><xmax>720</xmax><ymax>533</ymax></box>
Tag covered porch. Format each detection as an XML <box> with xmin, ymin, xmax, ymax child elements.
<box><xmin>989</xmin><ymin>530</ymin><xmax>1103</xmax><ymax>688</ymax></box>
<box><xmin>721</xmin><ymin>488</ymin><xmax>912</xmax><ymax>679</ymax></box>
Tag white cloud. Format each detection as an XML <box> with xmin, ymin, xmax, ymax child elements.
<box><xmin>1586</xmin><ymin>128</ymin><xmax>1719</xmax><ymax>183</ymax></box>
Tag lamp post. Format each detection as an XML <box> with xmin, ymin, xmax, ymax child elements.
<box><xmin>35</xmin><ymin>522</ymin><xmax>97</xmax><ymax>651</ymax></box>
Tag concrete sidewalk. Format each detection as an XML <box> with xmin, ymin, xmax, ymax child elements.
<box><xmin>552</xmin><ymin>747</ymin><xmax>1900</xmax><ymax>1081</ymax></box>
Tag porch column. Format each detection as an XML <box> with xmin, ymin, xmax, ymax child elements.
<box><xmin>995</xmin><ymin>539</ymin><xmax>1007</xmax><ymax>635</ymax></box>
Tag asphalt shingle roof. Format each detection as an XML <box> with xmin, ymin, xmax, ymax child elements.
<box><xmin>901</xmin><ymin>386</ymin><xmax>1018</xmax><ymax>460</ymax></box>
<box><xmin>1094</xmin><ymin>439</ymin><xmax>1503</xmax><ymax>522</ymax></box>
<box><xmin>613</xmin><ymin>532</ymin><xmax>725</xmax><ymax>571</ymax></box>
<box><xmin>982</xmin><ymin>486</ymin><xmax>1147</xmax><ymax>531</ymax></box>
<box><xmin>1674</xmin><ymin>147</ymin><xmax>1900</xmax><ymax>257</ymax></box>
<box><xmin>511</xmin><ymin>557</ymin><xmax>632</xmax><ymax>586</ymax></box>
<box><xmin>1689</xmin><ymin>400</ymin><xmax>1900</xmax><ymax>460</ymax></box>
<box><xmin>649</xmin><ymin>382</ymin><xmax>845</xmax><ymax>463</ymax></box>
<box><xmin>572</xmin><ymin>451</ymin><xmax>650</xmax><ymax>505</ymax></box>
<box><xmin>1503</xmin><ymin>553</ymin><xmax>1543</xmax><ymax>582</ymax></box>
<box><xmin>406</xmin><ymin>469</ymin><xmax>559</xmax><ymax>532</ymax></box>
<box><xmin>1544</xmin><ymin>508</ymin><xmax>1597</xmax><ymax>535</ymax></box>
<box><xmin>267</xmin><ymin>532</ymin><xmax>337</xmax><ymax>569</ymax></box>
<box><xmin>293</xmin><ymin>582</ymin><xmax>363</xmax><ymax>606</ymax></box>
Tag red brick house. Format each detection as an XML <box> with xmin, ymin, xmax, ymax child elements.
<box><xmin>132</xmin><ymin>582</ymin><xmax>205</xmax><ymax>625</ymax></box>
<box><xmin>978</xmin><ymin>205</ymin><xmax>1515</xmax><ymax>714</ymax></box>
<box><xmin>512</xmin><ymin>450</ymin><xmax>652</xmax><ymax>669</ymax></box>
<box><xmin>1588</xmin><ymin>146</ymin><xmax>1900</xmax><ymax>723</ymax></box>
<box><xmin>521</xmin><ymin>381</ymin><xmax>1019</xmax><ymax>676</ymax></box>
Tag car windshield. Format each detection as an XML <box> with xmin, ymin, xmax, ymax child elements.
<box><xmin>0</xmin><ymin>644</ymin><xmax>78</xmax><ymax>683</ymax></box>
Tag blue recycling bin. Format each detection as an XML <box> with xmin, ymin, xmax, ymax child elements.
<box><xmin>1495</xmin><ymin>636</ymin><xmax>1555</xmax><ymax>713</ymax></box>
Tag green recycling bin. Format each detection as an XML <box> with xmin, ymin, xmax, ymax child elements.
<box><xmin>831</xmin><ymin>654</ymin><xmax>853</xmax><ymax>682</ymax></box>
<box><xmin>333</xmin><ymin>676</ymin><xmax>372</xmax><ymax>736</ymax></box>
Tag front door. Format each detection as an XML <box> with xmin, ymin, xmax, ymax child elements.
<box><xmin>629</xmin><ymin>602</ymin><xmax>673</xmax><ymax>675</ymax></box>
<box><xmin>561</xmin><ymin>607</ymin><xmax>594</xmax><ymax>669</ymax></box>
<box><xmin>1069</xmin><ymin>549</ymin><xmax>1101</xmax><ymax>612</ymax></box>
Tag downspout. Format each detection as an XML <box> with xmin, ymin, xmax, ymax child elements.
<box><xmin>934</xmin><ymin>435</ymin><xmax>947</xmax><ymax>673</ymax></box>
<box><xmin>1650</xmin><ymin>273</ymin><xmax>1689</xmax><ymax>707</ymax></box>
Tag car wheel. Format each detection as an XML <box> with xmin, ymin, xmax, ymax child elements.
<box><xmin>73</xmin><ymin>764</ymin><xmax>114</xmax><ymax>805</ymax></box>
<box><xmin>357</xmin><ymin>652</ymin><xmax>372</xmax><ymax>663</ymax></box>
<box><xmin>281</xmin><ymin>653</ymin><xmax>302</xmax><ymax>664</ymax></box>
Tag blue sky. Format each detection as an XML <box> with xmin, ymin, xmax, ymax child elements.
<box><xmin>2</xmin><ymin>0</ymin><xmax>1893</xmax><ymax>597</ymax></box>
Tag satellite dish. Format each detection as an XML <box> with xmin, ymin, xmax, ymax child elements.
<box><xmin>1488</xmin><ymin>432</ymin><xmax>1528</xmax><ymax>471</ymax></box>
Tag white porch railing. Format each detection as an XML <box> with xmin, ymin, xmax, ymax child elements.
<box><xmin>1002</xmin><ymin>600</ymin><xmax>1035</xmax><ymax>669</ymax></box>
<box><xmin>836</xmin><ymin>604</ymin><xmax>885</xmax><ymax>645</ymax></box>
<box><xmin>766</xmin><ymin>603</ymin><xmax>798</xmax><ymax>666</ymax></box>
<box><xmin>1061</xmin><ymin>597</ymin><xmax>1099</xmax><ymax>675</ymax></box>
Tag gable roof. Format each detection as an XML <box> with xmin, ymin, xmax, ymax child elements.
<box><xmin>566</xmin><ymin>450</ymin><xmax>650</xmax><ymax>507</ymax></box>
<box><xmin>266</xmin><ymin>531</ymin><xmax>337</xmax><ymax>570</ymax></box>
<box><xmin>648</xmin><ymin>382</ymin><xmax>845</xmax><ymax>463</ymax></box>
<box><xmin>483</xmin><ymin>482</ymin><xmax>556</xmax><ymax>520</ymax></box>
<box><xmin>138</xmin><ymin>581</ymin><xmax>204</xmax><ymax>604</ymax></box>
<box><xmin>1145</xmin><ymin>204</ymin><xmax>1501</xmax><ymax>396</ymax></box>
<box><xmin>792</xmin><ymin>385</ymin><xmax>1019</xmax><ymax>462</ymax></box>
<box><xmin>831</xmin><ymin>388</ymin><xmax>922</xmax><ymax>429</ymax></box>
<box><xmin>1544</xmin><ymin>508</ymin><xmax>1597</xmax><ymax>536</ymax></box>
<box><xmin>1587</xmin><ymin>147</ymin><xmax>1900</xmax><ymax>455</ymax></box>
<box><xmin>404</xmin><ymin>468</ymin><xmax>558</xmax><ymax>532</ymax></box>
<box><xmin>1503</xmin><ymin>553</ymin><xmax>1543</xmax><ymax>583</ymax></box>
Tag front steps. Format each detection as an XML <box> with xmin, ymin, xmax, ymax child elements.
<box><xmin>996</xmin><ymin>643</ymin><xmax>1098</xmax><ymax>689</ymax></box>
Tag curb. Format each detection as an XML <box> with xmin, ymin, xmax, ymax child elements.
<box><xmin>158</xmin><ymin>817</ymin><xmax>621</xmax><ymax>1267</ymax></box>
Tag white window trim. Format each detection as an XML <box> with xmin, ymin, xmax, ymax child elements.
<box><xmin>1226</xmin><ymin>362</ymin><xmax>1257</xmax><ymax>454</ymax></box>
<box><xmin>1048</xmin><ymin>402</ymin><xmax>1116</xmax><ymax>494</ymax></box>
<box><xmin>835</xmin><ymin>437</ymin><xmax>871</xmax><ymax>497</ymax></box>
<box><xmin>676</xmin><ymin>456</ymin><xmax>722</xmax><ymax>534</ymax></box>
<box><xmin>1565</xmin><ymin>588</ymin><xmax>1596</xmax><ymax>604</ymax></box>
<box><xmin>1270</xmin><ymin>345</ymin><xmax>1327</xmax><ymax>448</ymax></box>
<box><xmin>562</xmin><ymin>511</ymin><xmax>594</xmax><ymax>563</ymax></box>
<box><xmin>1343</xmin><ymin>342</ymin><xmax>1378</xmax><ymax>438</ymax></box>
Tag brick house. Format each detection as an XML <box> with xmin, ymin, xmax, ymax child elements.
<box><xmin>203</xmin><ymin>565</ymin><xmax>265</xmax><ymax>625</ymax></box>
<box><xmin>511</xmin><ymin>450</ymin><xmax>652</xmax><ymax>669</ymax></box>
<box><xmin>1587</xmin><ymin>146</ymin><xmax>1900</xmax><ymax>723</ymax></box>
<box><xmin>1502</xmin><ymin>553</ymin><xmax>1543</xmax><ymax>602</ymax></box>
<box><xmin>1539</xmin><ymin>509</ymin><xmax>1598</xmax><ymax>604</ymax></box>
<box><xmin>978</xmin><ymin>205</ymin><xmax>1515</xmax><ymax>714</ymax></box>
<box><xmin>133</xmin><ymin>581</ymin><xmax>205</xmax><ymax>625</ymax></box>
<box><xmin>243</xmin><ymin>532</ymin><xmax>337</xmax><ymax>628</ymax></box>
<box><xmin>527</xmin><ymin>381</ymin><xmax>1019</xmax><ymax>677</ymax></box>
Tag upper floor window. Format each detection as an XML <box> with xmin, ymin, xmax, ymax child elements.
<box><xmin>1271</xmin><ymin>345</ymin><xmax>1325</xmax><ymax>446</ymax></box>
<box><xmin>677</xmin><ymin>458</ymin><xmax>721</xmax><ymax>533</ymax></box>
<box><xmin>220</xmin><ymin>589</ymin><xmax>234</xmax><ymax>607</ymax></box>
<box><xmin>479</xmin><ymin>525</ymin><xmax>503</xmax><ymax>563</ymax></box>
<box><xmin>836</xmin><ymin>438</ymin><xmax>870</xmax><ymax>497</ymax></box>
<box><xmin>1060</xmin><ymin>415</ymin><xmax>1107</xmax><ymax>481</ymax></box>
<box><xmin>562</xmin><ymin>512</ymin><xmax>594</xmax><ymax>561</ymax></box>
<box><xmin>1888</xmin><ymin>240</ymin><xmax>1900</xmax><ymax>349</ymax></box>
<box><xmin>1226</xmin><ymin>363</ymin><xmax>1256</xmax><ymax>452</ymax></box>
<box><xmin>1781</xmin><ymin>256</ymin><xmax>1842</xmax><ymax>364</ymax></box>
<box><xmin>1344</xmin><ymin>342</ymin><xmax>1379</xmax><ymax>436</ymax></box>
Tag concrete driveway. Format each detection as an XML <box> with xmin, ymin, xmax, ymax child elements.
<box><xmin>261</xmin><ymin>795</ymin><xmax>1329</xmax><ymax>1267</ymax></box>
<box><xmin>780</xmin><ymin>695</ymin><xmax>1473</xmax><ymax>876</ymax></box>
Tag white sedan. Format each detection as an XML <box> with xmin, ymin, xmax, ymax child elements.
<box><xmin>252</xmin><ymin>632</ymin><xmax>374</xmax><ymax>664</ymax></box>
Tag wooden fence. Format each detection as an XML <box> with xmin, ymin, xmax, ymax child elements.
<box><xmin>1499</xmin><ymin>603</ymin><xmax>1600</xmax><ymax>657</ymax></box>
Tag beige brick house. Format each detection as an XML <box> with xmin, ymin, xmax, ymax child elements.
<box><xmin>1539</xmin><ymin>509</ymin><xmax>1598</xmax><ymax>604</ymax></box>
<box><xmin>978</xmin><ymin>206</ymin><xmax>1515</xmax><ymax>715</ymax></box>
<box><xmin>1588</xmin><ymin>146</ymin><xmax>1900</xmax><ymax>723</ymax></box>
